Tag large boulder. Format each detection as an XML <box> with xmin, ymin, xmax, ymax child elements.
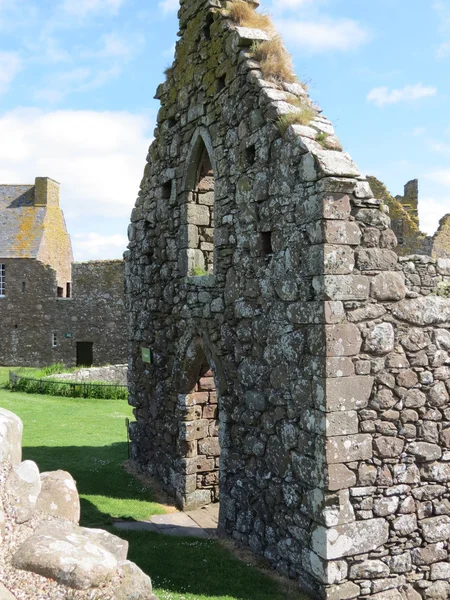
<box><xmin>115</xmin><ymin>560</ymin><xmax>159</xmax><ymax>600</ymax></box>
<box><xmin>12</xmin><ymin>521</ymin><xmax>118</xmax><ymax>589</ymax></box>
<box><xmin>37</xmin><ymin>470</ymin><xmax>80</xmax><ymax>523</ymax></box>
<box><xmin>0</xmin><ymin>408</ymin><xmax>23</xmax><ymax>467</ymax></box>
<box><xmin>5</xmin><ymin>460</ymin><xmax>41</xmax><ymax>524</ymax></box>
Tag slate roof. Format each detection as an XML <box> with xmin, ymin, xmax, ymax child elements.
<box><xmin>0</xmin><ymin>185</ymin><xmax>46</xmax><ymax>259</ymax></box>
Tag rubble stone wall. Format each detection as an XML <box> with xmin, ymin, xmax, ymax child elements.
<box><xmin>0</xmin><ymin>260</ymin><xmax>126</xmax><ymax>367</ymax></box>
<box><xmin>125</xmin><ymin>1</ymin><xmax>450</xmax><ymax>598</ymax></box>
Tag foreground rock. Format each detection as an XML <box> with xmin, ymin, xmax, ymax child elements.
<box><xmin>12</xmin><ymin>521</ymin><xmax>119</xmax><ymax>589</ymax></box>
<box><xmin>0</xmin><ymin>407</ymin><xmax>158</xmax><ymax>600</ymax></box>
<box><xmin>37</xmin><ymin>470</ymin><xmax>80</xmax><ymax>522</ymax></box>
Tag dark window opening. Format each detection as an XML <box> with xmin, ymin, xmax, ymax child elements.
<box><xmin>77</xmin><ymin>342</ymin><xmax>94</xmax><ymax>367</ymax></box>
<box><xmin>261</xmin><ymin>231</ymin><xmax>273</xmax><ymax>257</ymax></box>
<box><xmin>66</xmin><ymin>282</ymin><xmax>71</xmax><ymax>298</ymax></box>
<box><xmin>52</xmin><ymin>333</ymin><xmax>57</xmax><ymax>348</ymax></box>
<box><xmin>216</xmin><ymin>76</ymin><xmax>226</xmax><ymax>93</ymax></box>
<box><xmin>162</xmin><ymin>181</ymin><xmax>172</xmax><ymax>200</ymax></box>
<box><xmin>204</xmin><ymin>13</ymin><xmax>214</xmax><ymax>40</ymax></box>
<box><xmin>168</xmin><ymin>118</ymin><xmax>176</xmax><ymax>129</ymax></box>
<box><xmin>57</xmin><ymin>286</ymin><xmax>64</xmax><ymax>298</ymax></box>
<box><xmin>22</xmin><ymin>281</ymin><xmax>26</xmax><ymax>293</ymax></box>
<box><xmin>0</xmin><ymin>263</ymin><xmax>5</xmax><ymax>296</ymax></box>
<box><xmin>246</xmin><ymin>144</ymin><xmax>256</xmax><ymax>166</ymax></box>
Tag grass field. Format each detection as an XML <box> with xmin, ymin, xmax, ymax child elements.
<box><xmin>0</xmin><ymin>367</ymin><xmax>307</xmax><ymax>600</ymax></box>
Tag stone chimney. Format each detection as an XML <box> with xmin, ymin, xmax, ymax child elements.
<box><xmin>34</xmin><ymin>177</ymin><xmax>60</xmax><ymax>207</ymax></box>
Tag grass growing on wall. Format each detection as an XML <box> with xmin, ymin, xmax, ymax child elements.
<box><xmin>0</xmin><ymin>370</ymin><xmax>308</xmax><ymax>600</ymax></box>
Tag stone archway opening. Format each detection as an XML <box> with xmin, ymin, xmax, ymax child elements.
<box><xmin>177</xmin><ymin>338</ymin><xmax>220</xmax><ymax>513</ymax></box>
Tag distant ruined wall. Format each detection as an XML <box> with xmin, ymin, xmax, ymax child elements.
<box><xmin>0</xmin><ymin>260</ymin><xmax>126</xmax><ymax>368</ymax></box>
<box><xmin>126</xmin><ymin>1</ymin><xmax>450</xmax><ymax>599</ymax></box>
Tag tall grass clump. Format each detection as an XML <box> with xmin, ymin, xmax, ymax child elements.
<box><xmin>276</xmin><ymin>106</ymin><xmax>317</xmax><ymax>136</ymax></box>
<box><xmin>252</xmin><ymin>37</ymin><xmax>297</xmax><ymax>84</ymax></box>
<box><xmin>227</xmin><ymin>1</ymin><xmax>274</xmax><ymax>32</ymax></box>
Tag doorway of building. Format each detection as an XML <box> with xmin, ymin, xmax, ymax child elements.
<box><xmin>76</xmin><ymin>342</ymin><xmax>93</xmax><ymax>366</ymax></box>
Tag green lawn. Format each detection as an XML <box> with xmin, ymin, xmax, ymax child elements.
<box><xmin>0</xmin><ymin>367</ymin><xmax>307</xmax><ymax>600</ymax></box>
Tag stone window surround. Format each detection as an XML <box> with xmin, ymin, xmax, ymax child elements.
<box><xmin>180</xmin><ymin>128</ymin><xmax>218</xmax><ymax>278</ymax></box>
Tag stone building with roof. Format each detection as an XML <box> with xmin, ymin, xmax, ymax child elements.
<box><xmin>0</xmin><ymin>177</ymin><xmax>126</xmax><ymax>367</ymax></box>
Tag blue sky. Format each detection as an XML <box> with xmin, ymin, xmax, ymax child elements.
<box><xmin>0</xmin><ymin>0</ymin><xmax>448</xmax><ymax>260</ymax></box>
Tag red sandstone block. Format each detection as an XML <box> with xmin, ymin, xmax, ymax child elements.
<box><xmin>203</xmin><ymin>404</ymin><xmax>218</xmax><ymax>419</ymax></box>
<box><xmin>199</xmin><ymin>377</ymin><xmax>215</xmax><ymax>391</ymax></box>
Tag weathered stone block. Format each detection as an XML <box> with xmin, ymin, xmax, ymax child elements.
<box><xmin>374</xmin><ymin>436</ymin><xmax>404</xmax><ymax>458</ymax></box>
<box><xmin>313</xmin><ymin>275</ymin><xmax>370</xmax><ymax>301</ymax></box>
<box><xmin>371</xmin><ymin>272</ymin><xmax>407</xmax><ymax>301</ymax></box>
<box><xmin>311</xmin><ymin>518</ymin><xmax>389</xmax><ymax>559</ymax></box>
<box><xmin>323</xmin><ymin>581</ymin><xmax>360</xmax><ymax>600</ymax></box>
<box><xmin>420</xmin><ymin>516</ymin><xmax>450</xmax><ymax>542</ymax></box>
<box><xmin>363</xmin><ymin>323</ymin><xmax>395</xmax><ymax>355</ymax></box>
<box><xmin>356</xmin><ymin>248</ymin><xmax>398</xmax><ymax>271</ymax></box>
<box><xmin>407</xmin><ymin>442</ymin><xmax>442</xmax><ymax>462</ymax></box>
<box><xmin>349</xmin><ymin>560</ymin><xmax>389</xmax><ymax>579</ymax></box>
<box><xmin>327</xmin><ymin>464</ymin><xmax>357</xmax><ymax>491</ymax></box>
<box><xmin>179</xmin><ymin>420</ymin><xmax>210</xmax><ymax>441</ymax></box>
<box><xmin>314</xmin><ymin>376</ymin><xmax>374</xmax><ymax>412</ymax></box>
<box><xmin>326</xmin><ymin>434</ymin><xmax>373</xmax><ymax>463</ymax></box>
<box><xmin>309</xmin><ymin>324</ymin><xmax>362</xmax><ymax>357</ymax></box>
<box><xmin>392</xmin><ymin>296</ymin><xmax>450</xmax><ymax>325</ymax></box>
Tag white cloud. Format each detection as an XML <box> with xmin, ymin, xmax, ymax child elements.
<box><xmin>159</xmin><ymin>0</ymin><xmax>178</xmax><ymax>14</ymax></box>
<box><xmin>72</xmin><ymin>232</ymin><xmax>128</xmax><ymax>260</ymax></box>
<box><xmin>275</xmin><ymin>17</ymin><xmax>370</xmax><ymax>53</ymax></box>
<box><xmin>412</xmin><ymin>127</ymin><xmax>426</xmax><ymax>137</ymax></box>
<box><xmin>367</xmin><ymin>83</ymin><xmax>437</xmax><ymax>107</ymax></box>
<box><xmin>427</xmin><ymin>170</ymin><xmax>450</xmax><ymax>188</ymax></box>
<box><xmin>0</xmin><ymin>52</ymin><xmax>21</xmax><ymax>95</ymax></box>
<box><xmin>437</xmin><ymin>41</ymin><xmax>450</xmax><ymax>58</ymax></box>
<box><xmin>35</xmin><ymin>66</ymin><xmax>121</xmax><ymax>103</ymax></box>
<box><xmin>419</xmin><ymin>195</ymin><xmax>450</xmax><ymax>235</ymax></box>
<box><xmin>62</xmin><ymin>0</ymin><xmax>123</xmax><ymax>17</ymax></box>
<box><xmin>94</xmin><ymin>32</ymin><xmax>144</xmax><ymax>59</ymax></box>
<box><xmin>0</xmin><ymin>108</ymin><xmax>153</xmax><ymax>220</ymax></box>
<box><xmin>429</xmin><ymin>140</ymin><xmax>450</xmax><ymax>156</ymax></box>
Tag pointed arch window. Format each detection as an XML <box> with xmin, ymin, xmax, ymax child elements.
<box><xmin>182</xmin><ymin>135</ymin><xmax>215</xmax><ymax>276</ymax></box>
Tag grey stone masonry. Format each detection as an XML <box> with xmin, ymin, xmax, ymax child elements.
<box><xmin>125</xmin><ymin>1</ymin><xmax>450</xmax><ymax>598</ymax></box>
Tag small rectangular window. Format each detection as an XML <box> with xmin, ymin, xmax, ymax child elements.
<box><xmin>66</xmin><ymin>282</ymin><xmax>71</xmax><ymax>298</ymax></box>
<box><xmin>22</xmin><ymin>281</ymin><xmax>26</xmax><ymax>293</ymax></box>
<box><xmin>0</xmin><ymin>264</ymin><xmax>5</xmax><ymax>296</ymax></box>
<box><xmin>52</xmin><ymin>333</ymin><xmax>57</xmax><ymax>348</ymax></box>
<box><xmin>57</xmin><ymin>286</ymin><xmax>63</xmax><ymax>298</ymax></box>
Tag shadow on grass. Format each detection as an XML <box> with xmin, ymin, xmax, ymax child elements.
<box><xmin>115</xmin><ymin>525</ymin><xmax>302</xmax><ymax>600</ymax></box>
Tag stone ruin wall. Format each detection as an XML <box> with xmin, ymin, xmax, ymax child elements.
<box><xmin>0</xmin><ymin>259</ymin><xmax>127</xmax><ymax>368</ymax></box>
<box><xmin>125</xmin><ymin>1</ymin><xmax>450</xmax><ymax>599</ymax></box>
<box><xmin>0</xmin><ymin>407</ymin><xmax>157</xmax><ymax>599</ymax></box>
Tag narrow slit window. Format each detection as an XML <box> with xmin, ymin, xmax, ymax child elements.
<box><xmin>162</xmin><ymin>181</ymin><xmax>172</xmax><ymax>200</ymax></box>
<box><xmin>22</xmin><ymin>281</ymin><xmax>26</xmax><ymax>293</ymax></box>
<box><xmin>217</xmin><ymin>76</ymin><xmax>226</xmax><ymax>93</ymax></box>
<box><xmin>0</xmin><ymin>264</ymin><xmax>5</xmax><ymax>297</ymax></box>
<box><xmin>204</xmin><ymin>13</ymin><xmax>214</xmax><ymax>40</ymax></box>
<box><xmin>246</xmin><ymin>145</ymin><xmax>256</xmax><ymax>166</ymax></box>
<box><xmin>52</xmin><ymin>333</ymin><xmax>57</xmax><ymax>348</ymax></box>
<box><xmin>261</xmin><ymin>232</ymin><xmax>273</xmax><ymax>256</ymax></box>
<box><xmin>66</xmin><ymin>282</ymin><xmax>71</xmax><ymax>298</ymax></box>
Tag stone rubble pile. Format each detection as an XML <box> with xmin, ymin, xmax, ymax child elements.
<box><xmin>0</xmin><ymin>407</ymin><xmax>157</xmax><ymax>600</ymax></box>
